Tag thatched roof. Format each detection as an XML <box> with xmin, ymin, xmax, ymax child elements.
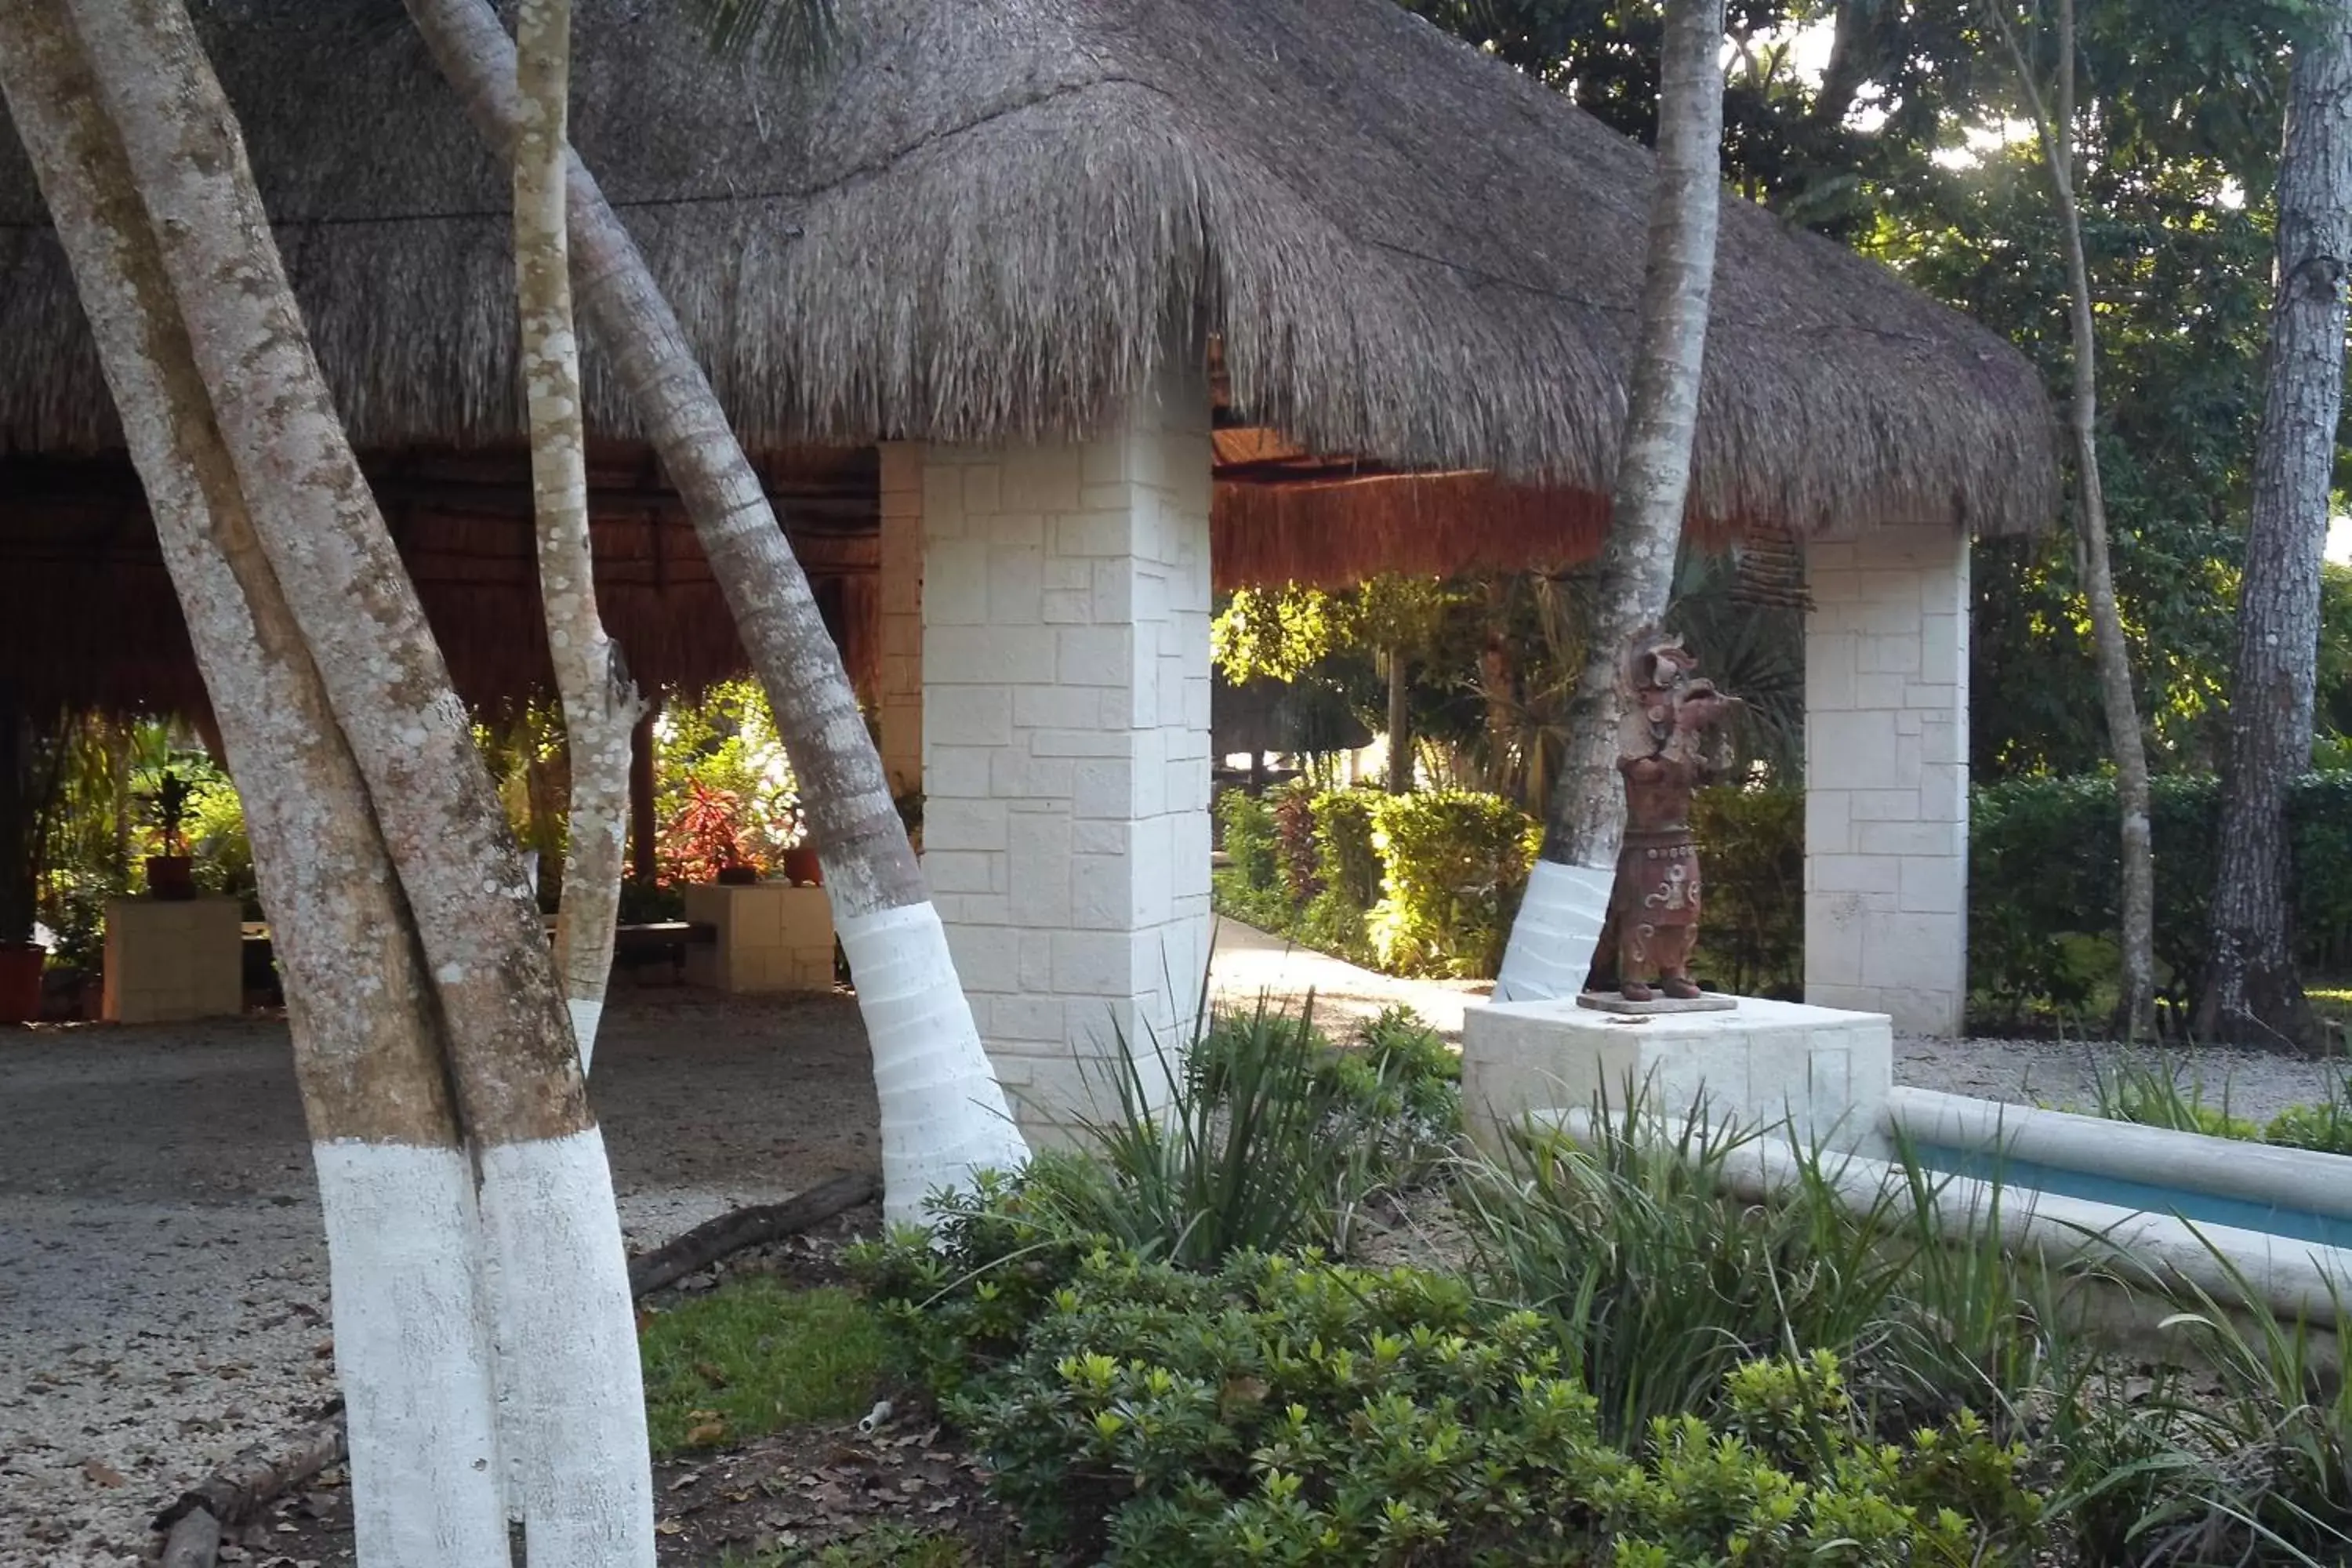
<box><xmin>0</xmin><ymin>0</ymin><xmax>2056</xmax><ymax>548</ymax></box>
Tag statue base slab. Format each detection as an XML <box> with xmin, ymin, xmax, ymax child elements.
<box><xmin>1576</xmin><ymin>990</ymin><xmax>1737</xmax><ymax>1015</ymax></box>
<box><xmin>1462</xmin><ymin>994</ymin><xmax>1892</xmax><ymax>1157</ymax></box>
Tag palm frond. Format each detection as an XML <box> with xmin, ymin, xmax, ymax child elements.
<box><xmin>680</xmin><ymin>0</ymin><xmax>838</xmax><ymax>71</ymax></box>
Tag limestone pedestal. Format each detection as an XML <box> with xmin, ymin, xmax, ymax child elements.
<box><xmin>681</xmin><ymin>883</ymin><xmax>836</xmax><ymax>993</ymax></box>
<box><xmin>1461</xmin><ymin>995</ymin><xmax>1892</xmax><ymax>1156</ymax></box>
<box><xmin>102</xmin><ymin>895</ymin><xmax>244</xmax><ymax>1022</ymax></box>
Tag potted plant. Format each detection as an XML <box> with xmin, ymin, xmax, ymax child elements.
<box><xmin>780</xmin><ymin>801</ymin><xmax>822</xmax><ymax>887</ymax></box>
<box><xmin>0</xmin><ymin>710</ymin><xmax>70</xmax><ymax>1023</ymax></box>
<box><xmin>139</xmin><ymin>768</ymin><xmax>204</xmax><ymax>901</ymax></box>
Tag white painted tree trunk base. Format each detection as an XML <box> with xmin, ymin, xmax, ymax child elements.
<box><xmin>1494</xmin><ymin>858</ymin><xmax>1614</xmax><ymax>1003</ymax></box>
<box><xmin>481</xmin><ymin>1128</ymin><xmax>655</xmax><ymax>1568</ymax></box>
<box><xmin>312</xmin><ymin>1140</ymin><xmax>508</xmax><ymax>1566</ymax></box>
<box><xmin>837</xmin><ymin>903</ymin><xmax>1029</xmax><ymax>1226</ymax></box>
<box><xmin>568</xmin><ymin>996</ymin><xmax>604</xmax><ymax>1073</ymax></box>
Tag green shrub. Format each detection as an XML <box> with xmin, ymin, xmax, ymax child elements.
<box><xmin>1216</xmin><ymin>788</ymin><xmax>1280</xmax><ymax>892</ymax></box>
<box><xmin>616</xmin><ymin>877</ymin><xmax>685</xmax><ymax>924</ymax></box>
<box><xmin>1367</xmin><ymin>789</ymin><xmax>1541</xmax><ymax>978</ymax></box>
<box><xmin>1689</xmin><ymin>785</ymin><xmax>1802</xmax><ymax>998</ymax></box>
<box><xmin>1969</xmin><ymin>772</ymin><xmax>2352</xmax><ymax>1022</ymax></box>
<box><xmin>1210</xmin><ymin>866</ymin><xmax>1295</xmax><ymax>933</ymax></box>
<box><xmin>875</xmin><ymin>1244</ymin><xmax>2043</xmax><ymax>1566</ymax></box>
<box><xmin>1310</xmin><ymin>789</ymin><xmax>1381</xmax><ymax>909</ymax></box>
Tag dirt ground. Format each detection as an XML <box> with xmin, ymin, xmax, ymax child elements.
<box><xmin>0</xmin><ymin>988</ymin><xmax>879</xmax><ymax>1568</ymax></box>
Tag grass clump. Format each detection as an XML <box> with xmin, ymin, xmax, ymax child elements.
<box><xmin>1042</xmin><ymin>998</ymin><xmax>1459</xmax><ymax>1269</ymax></box>
<box><xmin>639</xmin><ymin>1281</ymin><xmax>887</xmax><ymax>1454</ymax></box>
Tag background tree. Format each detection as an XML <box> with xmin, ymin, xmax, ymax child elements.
<box><xmin>405</xmin><ymin>0</ymin><xmax>1028</xmax><ymax>1223</ymax></box>
<box><xmin>57</xmin><ymin>0</ymin><xmax>661</xmax><ymax>1554</ymax></box>
<box><xmin>2200</xmin><ymin>3</ymin><xmax>2352</xmax><ymax>1051</ymax></box>
<box><xmin>1494</xmin><ymin>0</ymin><xmax>1729</xmax><ymax>1003</ymax></box>
<box><xmin>0</xmin><ymin>2</ymin><xmax>515</xmax><ymax>1556</ymax></box>
<box><xmin>514</xmin><ymin>0</ymin><xmax>643</xmax><ymax>1069</ymax></box>
<box><xmin>1983</xmin><ymin>0</ymin><xmax>2158</xmax><ymax>1037</ymax></box>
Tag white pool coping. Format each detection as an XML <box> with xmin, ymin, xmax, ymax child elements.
<box><xmin>1523</xmin><ymin>1105</ymin><xmax>2352</xmax><ymax>1322</ymax></box>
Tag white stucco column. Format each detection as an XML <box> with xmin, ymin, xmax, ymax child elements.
<box><xmin>877</xmin><ymin>443</ymin><xmax>924</xmax><ymax>802</ymax></box>
<box><xmin>917</xmin><ymin>370</ymin><xmax>1215</xmax><ymax>1141</ymax></box>
<box><xmin>1803</xmin><ymin>526</ymin><xmax>1969</xmax><ymax>1035</ymax></box>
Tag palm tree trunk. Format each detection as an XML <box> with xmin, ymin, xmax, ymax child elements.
<box><xmin>1989</xmin><ymin>0</ymin><xmax>2158</xmax><ymax>1040</ymax></box>
<box><xmin>0</xmin><ymin>5</ymin><xmax>507</xmax><ymax>1560</ymax></box>
<box><xmin>515</xmin><ymin>0</ymin><xmax>641</xmax><ymax>1069</ymax></box>
<box><xmin>1495</xmin><ymin>0</ymin><xmax>1726</xmax><ymax>1002</ymax></box>
<box><xmin>404</xmin><ymin>0</ymin><xmax>1028</xmax><ymax>1221</ymax></box>
<box><xmin>2198</xmin><ymin>6</ymin><xmax>2352</xmax><ymax>1051</ymax></box>
<box><xmin>62</xmin><ymin>1</ymin><xmax>655</xmax><ymax>1557</ymax></box>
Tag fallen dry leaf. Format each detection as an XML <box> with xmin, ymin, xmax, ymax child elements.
<box><xmin>81</xmin><ymin>1458</ymin><xmax>127</xmax><ymax>1487</ymax></box>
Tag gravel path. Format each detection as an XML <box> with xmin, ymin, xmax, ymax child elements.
<box><xmin>6</xmin><ymin>938</ymin><xmax>2346</xmax><ymax>1566</ymax></box>
<box><xmin>1</xmin><ymin>989</ymin><xmax>878</xmax><ymax>1568</ymax></box>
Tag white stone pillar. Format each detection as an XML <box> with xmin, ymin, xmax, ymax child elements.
<box><xmin>1803</xmin><ymin>526</ymin><xmax>1969</xmax><ymax>1035</ymax></box>
<box><xmin>918</xmin><ymin>371</ymin><xmax>1214</xmax><ymax>1141</ymax></box>
<box><xmin>877</xmin><ymin>443</ymin><xmax>924</xmax><ymax>802</ymax></box>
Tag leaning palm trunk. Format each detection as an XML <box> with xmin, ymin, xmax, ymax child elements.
<box><xmin>1494</xmin><ymin>0</ymin><xmax>1726</xmax><ymax>1001</ymax></box>
<box><xmin>515</xmin><ymin>0</ymin><xmax>641</xmax><ymax>1069</ymax></box>
<box><xmin>405</xmin><ymin>0</ymin><xmax>1028</xmax><ymax>1223</ymax></box>
<box><xmin>0</xmin><ymin>5</ymin><xmax>506</xmax><ymax>1561</ymax></box>
<box><xmin>64</xmin><ymin>1</ymin><xmax>655</xmax><ymax>1559</ymax></box>
<box><xmin>1986</xmin><ymin>0</ymin><xmax>2156</xmax><ymax>1040</ymax></box>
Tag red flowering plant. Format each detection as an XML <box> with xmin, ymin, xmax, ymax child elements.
<box><xmin>657</xmin><ymin>778</ymin><xmax>763</xmax><ymax>884</ymax></box>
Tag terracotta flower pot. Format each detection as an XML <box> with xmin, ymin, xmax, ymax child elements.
<box><xmin>782</xmin><ymin>845</ymin><xmax>824</xmax><ymax>888</ymax></box>
<box><xmin>0</xmin><ymin>942</ymin><xmax>45</xmax><ymax>1025</ymax></box>
<box><xmin>146</xmin><ymin>855</ymin><xmax>198</xmax><ymax>901</ymax></box>
<box><xmin>715</xmin><ymin>862</ymin><xmax>760</xmax><ymax>886</ymax></box>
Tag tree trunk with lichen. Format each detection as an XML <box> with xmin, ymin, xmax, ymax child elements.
<box><xmin>57</xmin><ymin>0</ymin><xmax>655</xmax><ymax>1557</ymax></box>
<box><xmin>1495</xmin><ymin>0</ymin><xmax>1726</xmax><ymax>1003</ymax></box>
<box><xmin>1993</xmin><ymin>0</ymin><xmax>2157</xmax><ymax>1039</ymax></box>
<box><xmin>1385</xmin><ymin>648</ymin><xmax>1412</xmax><ymax>794</ymax></box>
<box><xmin>405</xmin><ymin>0</ymin><xmax>1028</xmax><ymax>1224</ymax></box>
<box><xmin>2199</xmin><ymin>7</ymin><xmax>2352</xmax><ymax>1052</ymax></box>
<box><xmin>0</xmin><ymin>3</ymin><xmax>510</xmax><ymax>1559</ymax></box>
<box><xmin>515</xmin><ymin>0</ymin><xmax>641</xmax><ymax>1071</ymax></box>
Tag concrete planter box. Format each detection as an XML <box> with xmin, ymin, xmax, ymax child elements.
<box><xmin>681</xmin><ymin>882</ymin><xmax>836</xmax><ymax>994</ymax></box>
<box><xmin>102</xmin><ymin>895</ymin><xmax>243</xmax><ymax>1023</ymax></box>
<box><xmin>1461</xmin><ymin>995</ymin><xmax>1893</xmax><ymax>1156</ymax></box>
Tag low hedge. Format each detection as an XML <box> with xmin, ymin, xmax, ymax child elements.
<box><xmin>1368</xmin><ymin>789</ymin><xmax>1544</xmax><ymax>978</ymax></box>
<box><xmin>1215</xmin><ymin>782</ymin><xmax>1798</xmax><ymax>986</ymax></box>
<box><xmin>1219</xmin><ymin>771</ymin><xmax>2352</xmax><ymax>1011</ymax></box>
<box><xmin>1970</xmin><ymin>773</ymin><xmax>2352</xmax><ymax>1019</ymax></box>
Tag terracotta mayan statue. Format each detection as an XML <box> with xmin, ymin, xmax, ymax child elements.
<box><xmin>1606</xmin><ymin>629</ymin><xmax>1738</xmax><ymax>1002</ymax></box>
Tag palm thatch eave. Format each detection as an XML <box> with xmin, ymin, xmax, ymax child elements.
<box><xmin>0</xmin><ymin>0</ymin><xmax>2060</xmax><ymax>545</ymax></box>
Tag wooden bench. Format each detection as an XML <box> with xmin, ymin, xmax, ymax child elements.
<box><xmin>609</xmin><ymin>920</ymin><xmax>715</xmax><ymax>985</ymax></box>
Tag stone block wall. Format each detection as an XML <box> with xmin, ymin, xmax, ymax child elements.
<box><xmin>1803</xmin><ymin>526</ymin><xmax>1969</xmax><ymax>1035</ymax></box>
<box><xmin>102</xmin><ymin>895</ymin><xmax>243</xmax><ymax>1022</ymax></box>
<box><xmin>919</xmin><ymin>369</ymin><xmax>1215</xmax><ymax>1139</ymax></box>
<box><xmin>877</xmin><ymin>444</ymin><xmax>924</xmax><ymax>801</ymax></box>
